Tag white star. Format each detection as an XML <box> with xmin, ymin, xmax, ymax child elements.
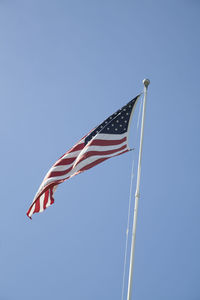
<box><xmin>121</xmin><ymin>116</ymin><xmax>124</xmax><ymax>119</ymax></box>
<box><xmin>116</xmin><ymin>120</ymin><xmax>119</xmax><ymax>123</ymax></box>
<box><xmin>111</xmin><ymin>124</ymin><xmax>114</xmax><ymax>126</ymax></box>
<box><xmin>115</xmin><ymin>128</ymin><xmax>118</xmax><ymax>131</ymax></box>
<box><xmin>107</xmin><ymin>128</ymin><xmax>109</xmax><ymax>130</ymax></box>
<box><xmin>120</xmin><ymin>124</ymin><xmax>122</xmax><ymax>127</ymax></box>
<box><xmin>126</xmin><ymin>112</ymin><xmax>129</xmax><ymax>115</ymax></box>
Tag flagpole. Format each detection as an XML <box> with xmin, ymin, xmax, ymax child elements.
<box><xmin>126</xmin><ymin>79</ymin><xmax>150</xmax><ymax>300</ymax></box>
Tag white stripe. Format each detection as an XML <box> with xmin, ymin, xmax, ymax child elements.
<box><xmin>40</xmin><ymin>149</ymin><xmax>83</xmax><ymax>181</ymax></box>
<box><xmin>59</xmin><ymin>133</ymin><xmax>127</xmax><ymax>159</ymax></box>
<box><xmin>57</xmin><ymin>138</ymin><xmax>85</xmax><ymax>160</ymax></box>
<box><xmin>73</xmin><ymin>138</ymin><xmax>127</xmax><ymax>170</ymax></box>
<box><xmin>39</xmin><ymin>193</ymin><xmax>45</xmax><ymax>212</ymax></box>
<box><xmin>28</xmin><ymin>203</ymin><xmax>36</xmax><ymax>217</ymax></box>
<box><xmin>43</xmin><ymin>133</ymin><xmax>127</xmax><ymax>179</ymax></box>
<box><xmin>41</xmin><ymin>144</ymin><xmax>128</xmax><ymax>187</ymax></box>
<box><xmin>93</xmin><ymin>132</ymin><xmax>127</xmax><ymax>140</ymax></box>
<box><xmin>58</xmin><ymin>149</ymin><xmax>84</xmax><ymax>160</ymax></box>
<box><xmin>33</xmin><ymin>133</ymin><xmax>128</xmax><ymax>202</ymax></box>
<box><xmin>46</xmin><ymin>191</ymin><xmax>51</xmax><ymax>208</ymax></box>
<box><xmin>70</xmin><ymin>146</ymin><xmax>128</xmax><ymax>177</ymax></box>
<box><xmin>50</xmin><ymin>140</ymin><xmax>127</xmax><ymax>173</ymax></box>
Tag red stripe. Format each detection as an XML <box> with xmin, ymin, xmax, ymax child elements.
<box><xmin>75</xmin><ymin>145</ymin><xmax>127</xmax><ymax>166</ymax></box>
<box><xmin>27</xmin><ymin>184</ymin><xmax>57</xmax><ymax>218</ymax></box>
<box><xmin>49</xmin><ymin>165</ymin><xmax>73</xmax><ymax>178</ymax></box>
<box><xmin>48</xmin><ymin>144</ymin><xmax>127</xmax><ymax>178</ymax></box>
<box><xmin>27</xmin><ymin>206</ymin><xmax>33</xmax><ymax>218</ymax></box>
<box><xmin>26</xmin><ymin>135</ymin><xmax>130</xmax><ymax>218</ymax></box>
<box><xmin>34</xmin><ymin>199</ymin><xmax>40</xmax><ymax>213</ymax></box>
<box><xmin>89</xmin><ymin>137</ymin><xmax>126</xmax><ymax>146</ymax></box>
<box><xmin>50</xmin><ymin>188</ymin><xmax>54</xmax><ymax>205</ymax></box>
<box><xmin>79</xmin><ymin>157</ymin><xmax>109</xmax><ymax>172</ymax></box>
<box><xmin>54</xmin><ymin>156</ymin><xmax>76</xmax><ymax>167</ymax></box>
<box><xmin>55</xmin><ymin>142</ymin><xmax>85</xmax><ymax>162</ymax></box>
<box><xmin>43</xmin><ymin>190</ymin><xmax>49</xmax><ymax>210</ymax></box>
<box><xmin>29</xmin><ymin>147</ymin><xmax>130</xmax><ymax>213</ymax></box>
<box><xmin>33</xmin><ymin>137</ymin><xmax>127</xmax><ymax>200</ymax></box>
<box><xmin>66</xmin><ymin>131</ymin><xmax>93</xmax><ymax>154</ymax></box>
<box><xmin>68</xmin><ymin>142</ymin><xmax>85</xmax><ymax>153</ymax></box>
<box><xmin>31</xmin><ymin>182</ymin><xmax>60</xmax><ymax>205</ymax></box>
<box><xmin>77</xmin><ymin>149</ymin><xmax>129</xmax><ymax>173</ymax></box>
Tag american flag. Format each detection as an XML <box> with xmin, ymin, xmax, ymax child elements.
<box><xmin>27</xmin><ymin>94</ymin><xmax>141</xmax><ymax>218</ymax></box>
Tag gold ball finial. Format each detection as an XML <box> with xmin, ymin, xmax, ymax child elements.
<box><xmin>143</xmin><ymin>79</ymin><xmax>150</xmax><ymax>88</ymax></box>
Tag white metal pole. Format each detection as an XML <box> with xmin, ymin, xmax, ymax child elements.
<box><xmin>126</xmin><ymin>79</ymin><xmax>150</xmax><ymax>300</ymax></box>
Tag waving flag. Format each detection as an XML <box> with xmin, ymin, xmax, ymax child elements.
<box><xmin>27</xmin><ymin>94</ymin><xmax>141</xmax><ymax>218</ymax></box>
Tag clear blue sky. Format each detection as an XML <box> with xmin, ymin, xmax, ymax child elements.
<box><xmin>1</xmin><ymin>1</ymin><xmax>200</xmax><ymax>299</ymax></box>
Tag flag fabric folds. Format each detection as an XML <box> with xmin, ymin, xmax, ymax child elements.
<box><xmin>27</xmin><ymin>94</ymin><xmax>141</xmax><ymax>218</ymax></box>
